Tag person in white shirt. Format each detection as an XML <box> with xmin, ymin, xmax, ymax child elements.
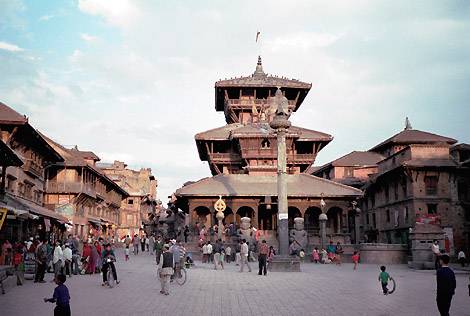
<box><xmin>239</xmin><ymin>239</ymin><xmax>251</xmax><ymax>272</ymax></box>
<box><xmin>52</xmin><ymin>241</ymin><xmax>64</xmax><ymax>280</ymax></box>
<box><xmin>457</xmin><ymin>250</ymin><xmax>467</xmax><ymax>267</ymax></box>
<box><xmin>206</xmin><ymin>241</ymin><xmax>213</xmax><ymax>263</ymax></box>
<box><xmin>63</xmin><ymin>244</ymin><xmax>73</xmax><ymax>277</ymax></box>
<box><xmin>202</xmin><ymin>243</ymin><xmax>208</xmax><ymax>263</ymax></box>
<box><xmin>26</xmin><ymin>237</ymin><xmax>33</xmax><ymax>251</ymax></box>
<box><xmin>225</xmin><ymin>246</ymin><xmax>232</xmax><ymax>263</ymax></box>
<box><xmin>431</xmin><ymin>240</ymin><xmax>441</xmax><ymax>270</ymax></box>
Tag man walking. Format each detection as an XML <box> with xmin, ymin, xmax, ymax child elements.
<box><xmin>158</xmin><ymin>244</ymin><xmax>174</xmax><ymax>295</ymax></box>
<box><xmin>258</xmin><ymin>240</ymin><xmax>268</xmax><ymax>276</ymax></box>
<box><xmin>71</xmin><ymin>236</ymin><xmax>80</xmax><ymax>275</ymax></box>
<box><xmin>155</xmin><ymin>236</ymin><xmax>164</xmax><ymax>264</ymax></box>
<box><xmin>206</xmin><ymin>241</ymin><xmax>213</xmax><ymax>264</ymax></box>
<box><xmin>34</xmin><ymin>239</ymin><xmax>48</xmax><ymax>283</ymax></box>
<box><xmin>240</xmin><ymin>239</ymin><xmax>251</xmax><ymax>272</ymax></box>
<box><xmin>149</xmin><ymin>235</ymin><xmax>155</xmax><ymax>255</ymax></box>
<box><xmin>436</xmin><ymin>254</ymin><xmax>456</xmax><ymax>316</ymax></box>
<box><xmin>133</xmin><ymin>235</ymin><xmax>140</xmax><ymax>255</ymax></box>
<box><xmin>213</xmin><ymin>239</ymin><xmax>222</xmax><ymax>270</ymax></box>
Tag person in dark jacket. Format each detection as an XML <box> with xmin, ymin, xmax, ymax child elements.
<box><xmin>158</xmin><ymin>244</ymin><xmax>174</xmax><ymax>295</ymax></box>
<box><xmin>436</xmin><ymin>254</ymin><xmax>456</xmax><ymax>316</ymax></box>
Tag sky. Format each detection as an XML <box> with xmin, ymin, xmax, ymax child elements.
<box><xmin>1</xmin><ymin>0</ymin><xmax>469</xmax><ymax>205</ymax></box>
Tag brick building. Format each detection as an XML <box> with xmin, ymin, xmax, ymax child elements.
<box><xmin>42</xmin><ymin>138</ymin><xmax>129</xmax><ymax>239</ymax></box>
<box><xmin>315</xmin><ymin>120</ymin><xmax>470</xmax><ymax>253</ymax></box>
<box><xmin>0</xmin><ymin>103</ymin><xmax>68</xmax><ymax>242</ymax></box>
<box><xmin>97</xmin><ymin>161</ymin><xmax>158</xmax><ymax>239</ymax></box>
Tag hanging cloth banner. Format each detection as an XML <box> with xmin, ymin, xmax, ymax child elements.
<box><xmin>0</xmin><ymin>207</ymin><xmax>8</xmax><ymax>231</ymax></box>
<box><xmin>44</xmin><ymin>218</ymin><xmax>51</xmax><ymax>232</ymax></box>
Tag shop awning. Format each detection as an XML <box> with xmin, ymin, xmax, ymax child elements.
<box><xmin>0</xmin><ymin>193</ymin><xmax>67</xmax><ymax>222</ymax></box>
<box><xmin>88</xmin><ymin>217</ymin><xmax>101</xmax><ymax>226</ymax></box>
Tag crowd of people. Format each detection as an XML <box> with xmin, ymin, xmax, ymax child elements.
<box><xmin>1</xmin><ymin>230</ymin><xmax>468</xmax><ymax>316</ymax></box>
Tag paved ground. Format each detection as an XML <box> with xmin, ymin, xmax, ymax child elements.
<box><xmin>1</xmin><ymin>250</ymin><xmax>469</xmax><ymax>316</ymax></box>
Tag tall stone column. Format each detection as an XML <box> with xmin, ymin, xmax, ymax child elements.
<box><xmin>269</xmin><ymin>88</ymin><xmax>291</xmax><ymax>256</ymax></box>
<box><xmin>319</xmin><ymin>213</ymin><xmax>327</xmax><ymax>249</ymax></box>
<box><xmin>319</xmin><ymin>196</ymin><xmax>327</xmax><ymax>249</ymax></box>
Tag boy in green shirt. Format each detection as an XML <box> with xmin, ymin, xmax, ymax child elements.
<box><xmin>379</xmin><ymin>266</ymin><xmax>390</xmax><ymax>295</ymax></box>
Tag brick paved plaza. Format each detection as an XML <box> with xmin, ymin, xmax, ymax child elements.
<box><xmin>1</xmin><ymin>249</ymin><xmax>469</xmax><ymax>316</ymax></box>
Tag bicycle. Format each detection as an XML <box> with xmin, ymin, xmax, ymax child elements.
<box><xmin>103</xmin><ymin>257</ymin><xmax>117</xmax><ymax>288</ymax></box>
<box><xmin>172</xmin><ymin>265</ymin><xmax>187</xmax><ymax>286</ymax></box>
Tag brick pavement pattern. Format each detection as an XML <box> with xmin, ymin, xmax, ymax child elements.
<box><xmin>1</xmin><ymin>249</ymin><xmax>469</xmax><ymax>316</ymax></box>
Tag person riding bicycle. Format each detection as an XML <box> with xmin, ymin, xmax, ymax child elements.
<box><xmin>101</xmin><ymin>244</ymin><xmax>119</xmax><ymax>286</ymax></box>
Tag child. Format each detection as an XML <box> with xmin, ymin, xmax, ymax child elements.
<box><xmin>44</xmin><ymin>274</ymin><xmax>71</xmax><ymax>316</ymax></box>
<box><xmin>378</xmin><ymin>266</ymin><xmax>390</xmax><ymax>295</ymax></box>
<box><xmin>299</xmin><ymin>249</ymin><xmax>305</xmax><ymax>262</ymax></box>
<box><xmin>352</xmin><ymin>251</ymin><xmax>360</xmax><ymax>270</ymax></box>
<box><xmin>312</xmin><ymin>247</ymin><xmax>320</xmax><ymax>263</ymax></box>
<box><xmin>219</xmin><ymin>249</ymin><xmax>225</xmax><ymax>270</ymax></box>
<box><xmin>125</xmin><ymin>245</ymin><xmax>130</xmax><ymax>261</ymax></box>
<box><xmin>320</xmin><ymin>248</ymin><xmax>329</xmax><ymax>264</ymax></box>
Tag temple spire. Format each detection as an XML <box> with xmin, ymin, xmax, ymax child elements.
<box><xmin>254</xmin><ymin>55</ymin><xmax>265</xmax><ymax>77</ymax></box>
<box><xmin>404</xmin><ymin>117</ymin><xmax>412</xmax><ymax>130</ymax></box>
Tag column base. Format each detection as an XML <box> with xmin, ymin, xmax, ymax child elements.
<box><xmin>269</xmin><ymin>255</ymin><xmax>301</xmax><ymax>272</ymax></box>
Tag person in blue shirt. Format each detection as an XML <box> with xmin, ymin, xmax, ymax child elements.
<box><xmin>436</xmin><ymin>254</ymin><xmax>456</xmax><ymax>316</ymax></box>
<box><xmin>101</xmin><ymin>243</ymin><xmax>119</xmax><ymax>286</ymax></box>
<box><xmin>44</xmin><ymin>274</ymin><xmax>70</xmax><ymax>316</ymax></box>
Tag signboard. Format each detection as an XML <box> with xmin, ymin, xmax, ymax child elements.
<box><xmin>0</xmin><ymin>207</ymin><xmax>8</xmax><ymax>231</ymax></box>
<box><xmin>443</xmin><ymin>227</ymin><xmax>455</xmax><ymax>256</ymax></box>
<box><xmin>415</xmin><ymin>213</ymin><xmax>440</xmax><ymax>225</ymax></box>
<box><xmin>278</xmin><ymin>213</ymin><xmax>288</xmax><ymax>220</ymax></box>
<box><xmin>55</xmin><ymin>202</ymin><xmax>74</xmax><ymax>219</ymax></box>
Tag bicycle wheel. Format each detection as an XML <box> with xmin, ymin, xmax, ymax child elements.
<box><xmin>175</xmin><ymin>268</ymin><xmax>186</xmax><ymax>285</ymax></box>
<box><xmin>107</xmin><ymin>270</ymin><xmax>115</xmax><ymax>288</ymax></box>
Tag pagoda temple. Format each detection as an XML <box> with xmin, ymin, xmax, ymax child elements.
<box><xmin>175</xmin><ymin>57</ymin><xmax>363</xmax><ymax>245</ymax></box>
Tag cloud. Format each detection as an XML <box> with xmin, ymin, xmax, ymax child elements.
<box><xmin>78</xmin><ymin>0</ymin><xmax>140</xmax><ymax>28</ymax></box>
<box><xmin>0</xmin><ymin>41</ymin><xmax>24</xmax><ymax>52</ymax></box>
<box><xmin>2</xmin><ymin>0</ymin><xmax>470</xmax><ymax>206</ymax></box>
<box><xmin>39</xmin><ymin>14</ymin><xmax>55</xmax><ymax>21</ymax></box>
<box><xmin>265</xmin><ymin>32</ymin><xmax>343</xmax><ymax>52</ymax></box>
<box><xmin>80</xmin><ymin>33</ymin><xmax>98</xmax><ymax>42</ymax></box>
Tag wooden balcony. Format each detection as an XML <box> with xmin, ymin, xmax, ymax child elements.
<box><xmin>240</xmin><ymin>148</ymin><xmax>315</xmax><ymax>163</ymax></box>
<box><xmin>23</xmin><ymin>159</ymin><xmax>43</xmax><ymax>178</ymax></box>
<box><xmin>209</xmin><ymin>152</ymin><xmax>242</xmax><ymax>163</ymax></box>
<box><xmin>46</xmin><ymin>181</ymin><xmax>96</xmax><ymax>198</ymax></box>
<box><xmin>225</xmin><ymin>98</ymin><xmax>296</xmax><ymax>109</ymax></box>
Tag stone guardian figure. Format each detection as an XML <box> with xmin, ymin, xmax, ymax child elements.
<box><xmin>289</xmin><ymin>217</ymin><xmax>308</xmax><ymax>254</ymax></box>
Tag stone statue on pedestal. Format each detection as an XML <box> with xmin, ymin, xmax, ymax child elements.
<box><xmin>237</xmin><ymin>217</ymin><xmax>254</xmax><ymax>243</ymax></box>
<box><xmin>289</xmin><ymin>217</ymin><xmax>307</xmax><ymax>254</ymax></box>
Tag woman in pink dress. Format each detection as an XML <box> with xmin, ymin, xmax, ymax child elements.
<box><xmin>311</xmin><ymin>247</ymin><xmax>320</xmax><ymax>263</ymax></box>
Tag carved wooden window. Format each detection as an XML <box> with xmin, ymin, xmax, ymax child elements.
<box><xmin>261</xmin><ymin>139</ymin><xmax>270</xmax><ymax>149</ymax></box>
<box><xmin>424</xmin><ymin>176</ymin><xmax>438</xmax><ymax>195</ymax></box>
<box><xmin>344</xmin><ymin>167</ymin><xmax>354</xmax><ymax>178</ymax></box>
<box><xmin>384</xmin><ymin>186</ymin><xmax>389</xmax><ymax>203</ymax></box>
<box><xmin>427</xmin><ymin>203</ymin><xmax>437</xmax><ymax>214</ymax></box>
<box><xmin>386</xmin><ymin>209</ymin><xmax>391</xmax><ymax>222</ymax></box>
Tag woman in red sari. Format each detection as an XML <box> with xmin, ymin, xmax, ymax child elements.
<box><xmin>81</xmin><ymin>241</ymin><xmax>91</xmax><ymax>274</ymax></box>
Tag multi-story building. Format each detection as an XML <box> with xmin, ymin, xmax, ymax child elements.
<box><xmin>174</xmin><ymin>57</ymin><xmax>362</xmax><ymax>245</ymax></box>
<box><xmin>316</xmin><ymin>120</ymin><xmax>470</xmax><ymax>253</ymax></box>
<box><xmin>313</xmin><ymin>151</ymin><xmax>384</xmax><ymax>189</ymax></box>
<box><xmin>42</xmin><ymin>139</ymin><xmax>129</xmax><ymax>239</ymax></box>
<box><xmin>0</xmin><ymin>103</ymin><xmax>68</xmax><ymax>242</ymax></box>
<box><xmin>97</xmin><ymin>160</ymin><xmax>158</xmax><ymax>238</ymax></box>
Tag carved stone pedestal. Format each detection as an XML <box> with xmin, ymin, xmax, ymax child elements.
<box><xmin>269</xmin><ymin>255</ymin><xmax>300</xmax><ymax>272</ymax></box>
